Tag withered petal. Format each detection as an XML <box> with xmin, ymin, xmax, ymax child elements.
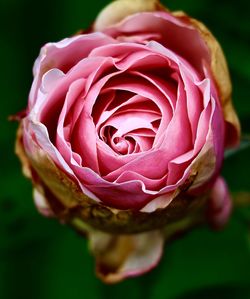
<box><xmin>94</xmin><ymin>0</ymin><xmax>165</xmax><ymax>31</ymax></box>
<box><xmin>88</xmin><ymin>229</ymin><xmax>164</xmax><ymax>283</ymax></box>
<box><xmin>15</xmin><ymin>124</ymin><xmax>32</xmax><ymax>178</ymax></box>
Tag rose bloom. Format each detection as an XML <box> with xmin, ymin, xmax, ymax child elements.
<box><xmin>16</xmin><ymin>0</ymin><xmax>240</xmax><ymax>283</ymax></box>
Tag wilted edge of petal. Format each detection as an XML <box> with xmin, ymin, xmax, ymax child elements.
<box><xmin>33</xmin><ymin>187</ymin><xmax>54</xmax><ymax>217</ymax></box>
<box><xmin>16</xmin><ymin>124</ymin><xmax>55</xmax><ymax>217</ymax></box>
<box><xmin>15</xmin><ymin>124</ymin><xmax>32</xmax><ymax>178</ymax></box>
<box><xmin>94</xmin><ymin>0</ymin><xmax>166</xmax><ymax>31</ymax></box>
<box><xmin>88</xmin><ymin>229</ymin><xmax>164</xmax><ymax>283</ymax></box>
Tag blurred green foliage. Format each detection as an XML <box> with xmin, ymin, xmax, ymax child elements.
<box><xmin>1</xmin><ymin>0</ymin><xmax>250</xmax><ymax>298</ymax></box>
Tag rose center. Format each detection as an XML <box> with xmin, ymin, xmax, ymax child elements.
<box><xmin>92</xmin><ymin>90</ymin><xmax>162</xmax><ymax>156</ymax></box>
<box><xmin>113</xmin><ymin>137</ymin><xmax>132</xmax><ymax>154</ymax></box>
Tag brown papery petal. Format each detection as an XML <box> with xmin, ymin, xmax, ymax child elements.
<box><xmin>88</xmin><ymin>229</ymin><xmax>164</xmax><ymax>283</ymax></box>
<box><xmin>15</xmin><ymin>124</ymin><xmax>32</xmax><ymax>178</ymax></box>
<box><xmin>94</xmin><ymin>0</ymin><xmax>166</xmax><ymax>31</ymax></box>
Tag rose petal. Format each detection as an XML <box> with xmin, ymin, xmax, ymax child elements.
<box><xmin>88</xmin><ymin>229</ymin><xmax>164</xmax><ymax>283</ymax></box>
<box><xmin>29</xmin><ymin>33</ymin><xmax>117</xmax><ymax>108</ymax></box>
<box><xmin>33</xmin><ymin>187</ymin><xmax>54</xmax><ymax>217</ymax></box>
<box><xmin>102</xmin><ymin>11</ymin><xmax>209</xmax><ymax>75</ymax></box>
<box><xmin>41</xmin><ymin>69</ymin><xmax>65</xmax><ymax>94</ymax></box>
<box><xmin>94</xmin><ymin>0</ymin><xmax>163</xmax><ymax>32</ymax></box>
<box><xmin>174</xmin><ymin>11</ymin><xmax>240</xmax><ymax>147</ymax></box>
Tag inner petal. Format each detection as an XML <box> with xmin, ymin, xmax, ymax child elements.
<box><xmin>92</xmin><ymin>82</ymin><xmax>163</xmax><ymax>157</ymax></box>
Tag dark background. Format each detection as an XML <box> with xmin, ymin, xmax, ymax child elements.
<box><xmin>1</xmin><ymin>0</ymin><xmax>250</xmax><ymax>298</ymax></box>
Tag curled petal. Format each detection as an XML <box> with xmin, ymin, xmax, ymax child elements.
<box><xmin>29</xmin><ymin>33</ymin><xmax>117</xmax><ymax>109</ymax></box>
<box><xmin>94</xmin><ymin>0</ymin><xmax>165</xmax><ymax>31</ymax></box>
<box><xmin>189</xmin><ymin>141</ymin><xmax>216</xmax><ymax>191</ymax></box>
<box><xmin>15</xmin><ymin>124</ymin><xmax>32</xmax><ymax>178</ymax></box>
<box><xmin>88</xmin><ymin>229</ymin><xmax>164</xmax><ymax>283</ymax></box>
<box><xmin>33</xmin><ymin>187</ymin><xmax>54</xmax><ymax>217</ymax></box>
<box><xmin>172</xmin><ymin>11</ymin><xmax>240</xmax><ymax>147</ymax></box>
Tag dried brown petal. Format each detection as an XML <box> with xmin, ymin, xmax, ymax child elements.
<box><xmin>90</xmin><ymin>230</ymin><xmax>164</xmax><ymax>283</ymax></box>
<box><xmin>15</xmin><ymin>124</ymin><xmax>32</xmax><ymax>178</ymax></box>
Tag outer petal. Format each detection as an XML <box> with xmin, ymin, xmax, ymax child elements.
<box><xmin>16</xmin><ymin>124</ymin><xmax>55</xmax><ymax>217</ymax></box>
<box><xmin>29</xmin><ymin>33</ymin><xmax>117</xmax><ymax>109</ymax></box>
<box><xmin>94</xmin><ymin>0</ymin><xmax>165</xmax><ymax>31</ymax></box>
<box><xmin>15</xmin><ymin>124</ymin><xmax>32</xmax><ymax>178</ymax></box>
<box><xmin>172</xmin><ymin>11</ymin><xmax>240</xmax><ymax>147</ymax></box>
<box><xmin>88</xmin><ymin>229</ymin><xmax>164</xmax><ymax>283</ymax></box>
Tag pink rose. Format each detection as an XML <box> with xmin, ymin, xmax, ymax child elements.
<box><xmin>16</xmin><ymin>0</ymin><xmax>240</xmax><ymax>283</ymax></box>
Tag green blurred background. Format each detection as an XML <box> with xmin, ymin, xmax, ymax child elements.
<box><xmin>1</xmin><ymin>0</ymin><xmax>250</xmax><ymax>298</ymax></box>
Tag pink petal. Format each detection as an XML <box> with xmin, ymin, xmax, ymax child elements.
<box><xmin>140</xmin><ymin>192</ymin><xmax>176</xmax><ymax>212</ymax></box>
<box><xmin>114</xmin><ymin>170</ymin><xmax>168</xmax><ymax>191</ymax></box>
<box><xmin>103</xmin><ymin>12</ymin><xmax>210</xmax><ymax>76</ymax></box>
<box><xmin>56</xmin><ymin>78</ymin><xmax>86</xmax><ymax>163</ymax></box>
<box><xmin>29</xmin><ymin>33</ymin><xmax>117</xmax><ymax>108</ymax></box>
